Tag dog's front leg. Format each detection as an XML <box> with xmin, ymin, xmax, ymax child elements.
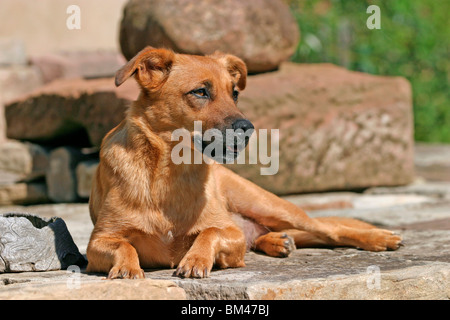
<box><xmin>174</xmin><ymin>225</ymin><xmax>246</xmax><ymax>278</ymax></box>
<box><xmin>86</xmin><ymin>235</ymin><xmax>145</xmax><ymax>279</ymax></box>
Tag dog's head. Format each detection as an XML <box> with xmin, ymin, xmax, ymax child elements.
<box><xmin>115</xmin><ymin>46</ymin><xmax>254</xmax><ymax>162</ymax></box>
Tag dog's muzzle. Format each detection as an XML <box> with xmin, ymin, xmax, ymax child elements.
<box><xmin>194</xmin><ymin>119</ymin><xmax>254</xmax><ymax>163</ymax></box>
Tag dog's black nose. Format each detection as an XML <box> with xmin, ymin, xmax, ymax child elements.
<box><xmin>231</xmin><ymin>119</ymin><xmax>254</xmax><ymax>133</ymax></box>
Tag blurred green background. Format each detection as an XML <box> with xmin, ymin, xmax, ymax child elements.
<box><xmin>288</xmin><ymin>0</ymin><xmax>449</xmax><ymax>143</ymax></box>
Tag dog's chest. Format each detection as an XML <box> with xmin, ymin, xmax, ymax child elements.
<box><xmin>161</xmin><ymin>230</ymin><xmax>174</xmax><ymax>244</ymax></box>
<box><xmin>130</xmin><ymin>227</ymin><xmax>196</xmax><ymax>268</ymax></box>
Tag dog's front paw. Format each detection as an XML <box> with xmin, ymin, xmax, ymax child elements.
<box><xmin>174</xmin><ymin>253</ymin><xmax>213</xmax><ymax>278</ymax></box>
<box><xmin>107</xmin><ymin>264</ymin><xmax>145</xmax><ymax>279</ymax></box>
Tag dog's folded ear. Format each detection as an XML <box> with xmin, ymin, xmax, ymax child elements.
<box><xmin>115</xmin><ymin>46</ymin><xmax>175</xmax><ymax>91</ymax></box>
<box><xmin>210</xmin><ymin>52</ymin><xmax>247</xmax><ymax>90</ymax></box>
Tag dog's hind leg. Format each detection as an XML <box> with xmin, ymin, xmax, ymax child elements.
<box><xmin>214</xmin><ymin>165</ymin><xmax>402</xmax><ymax>252</ymax></box>
<box><xmin>281</xmin><ymin>216</ymin><xmax>375</xmax><ymax>249</ymax></box>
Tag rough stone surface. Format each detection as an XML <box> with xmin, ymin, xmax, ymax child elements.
<box><xmin>119</xmin><ymin>0</ymin><xmax>300</xmax><ymax>73</ymax></box>
<box><xmin>0</xmin><ymin>204</ymin><xmax>94</xmax><ymax>254</ymax></box>
<box><xmin>226</xmin><ymin>62</ymin><xmax>414</xmax><ymax>194</ymax></box>
<box><xmin>414</xmin><ymin>143</ymin><xmax>450</xmax><ymax>182</ymax></box>
<box><xmin>76</xmin><ymin>160</ymin><xmax>99</xmax><ymax>199</ymax></box>
<box><xmin>5</xmin><ymin>77</ymin><xmax>139</xmax><ymax>147</ymax></box>
<box><xmin>0</xmin><ymin>213</ymin><xmax>85</xmax><ymax>273</ymax></box>
<box><xmin>46</xmin><ymin>147</ymin><xmax>94</xmax><ymax>203</ymax></box>
<box><xmin>365</xmin><ymin>181</ymin><xmax>450</xmax><ymax>201</ymax></box>
<box><xmin>0</xmin><ymin>182</ymin><xmax>48</xmax><ymax>206</ymax></box>
<box><xmin>0</xmin><ymin>170</ymin><xmax>22</xmax><ymax>186</ymax></box>
<box><xmin>0</xmin><ymin>278</ymin><xmax>186</xmax><ymax>300</ymax></box>
<box><xmin>150</xmin><ymin>244</ymin><xmax>450</xmax><ymax>300</ymax></box>
<box><xmin>4</xmin><ymin>63</ymin><xmax>414</xmax><ymax>194</ymax></box>
<box><xmin>0</xmin><ymin>141</ymin><xmax>49</xmax><ymax>182</ymax></box>
<box><xmin>0</xmin><ymin>180</ymin><xmax>449</xmax><ymax>299</ymax></box>
<box><xmin>0</xmin><ymin>66</ymin><xmax>43</xmax><ymax>104</ymax></box>
<box><xmin>0</xmin><ymin>38</ymin><xmax>27</xmax><ymax>66</ymax></box>
<box><xmin>0</xmin><ymin>65</ymin><xmax>43</xmax><ymax>143</ymax></box>
<box><xmin>30</xmin><ymin>51</ymin><xmax>126</xmax><ymax>83</ymax></box>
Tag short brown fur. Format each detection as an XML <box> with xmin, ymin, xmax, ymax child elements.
<box><xmin>86</xmin><ymin>47</ymin><xmax>402</xmax><ymax>279</ymax></box>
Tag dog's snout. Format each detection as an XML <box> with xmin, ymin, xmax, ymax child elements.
<box><xmin>231</xmin><ymin>119</ymin><xmax>254</xmax><ymax>133</ymax></box>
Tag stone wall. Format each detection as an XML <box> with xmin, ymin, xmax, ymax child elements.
<box><xmin>0</xmin><ymin>0</ymin><xmax>415</xmax><ymax>204</ymax></box>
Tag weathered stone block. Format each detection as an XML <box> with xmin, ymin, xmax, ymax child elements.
<box><xmin>46</xmin><ymin>147</ymin><xmax>84</xmax><ymax>203</ymax></box>
<box><xmin>0</xmin><ymin>140</ymin><xmax>49</xmax><ymax>182</ymax></box>
<box><xmin>76</xmin><ymin>160</ymin><xmax>99</xmax><ymax>199</ymax></box>
<box><xmin>0</xmin><ymin>182</ymin><xmax>48</xmax><ymax>206</ymax></box>
<box><xmin>0</xmin><ymin>213</ymin><xmax>86</xmax><ymax>273</ymax></box>
<box><xmin>5</xmin><ymin>77</ymin><xmax>138</xmax><ymax>147</ymax></box>
<box><xmin>0</xmin><ymin>66</ymin><xmax>43</xmax><ymax>103</ymax></box>
<box><xmin>30</xmin><ymin>51</ymin><xmax>126</xmax><ymax>83</ymax></box>
<box><xmin>414</xmin><ymin>143</ymin><xmax>450</xmax><ymax>182</ymax></box>
<box><xmin>0</xmin><ymin>65</ymin><xmax>43</xmax><ymax>143</ymax></box>
<box><xmin>5</xmin><ymin>62</ymin><xmax>414</xmax><ymax>194</ymax></box>
<box><xmin>119</xmin><ymin>0</ymin><xmax>299</xmax><ymax>73</ymax></box>
<box><xmin>225</xmin><ymin>63</ymin><xmax>415</xmax><ymax>194</ymax></box>
<box><xmin>0</xmin><ymin>38</ymin><xmax>27</xmax><ymax>66</ymax></box>
<box><xmin>46</xmin><ymin>147</ymin><xmax>98</xmax><ymax>202</ymax></box>
<box><xmin>0</xmin><ymin>279</ymin><xmax>186</xmax><ymax>300</ymax></box>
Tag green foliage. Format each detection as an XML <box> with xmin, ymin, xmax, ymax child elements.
<box><xmin>288</xmin><ymin>0</ymin><xmax>450</xmax><ymax>142</ymax></box>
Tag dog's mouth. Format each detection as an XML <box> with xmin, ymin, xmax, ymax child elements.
<box><xmin>193</xmin><ymin>128</ymin><xmax>253</xmax><ymax>164</ymax></box>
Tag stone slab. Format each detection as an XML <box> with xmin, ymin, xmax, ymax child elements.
<box><xmin>414</xmin><ymin>143</ymin><xmax>450</xmax><ymax>182</ymax></box>
<box><xmin>30</xmin><ymin>51</ymin><xmax>126</xmax><ymax>83</ymax></box>
<box><xmin>0</xmin><ymin>141</ymin><xmax>49</xmax><ymax>182</ymax></box>
<box><xmin>0</xmin><ymin>38</ymin><xmax>27</xmax><ymax>66</ymax></box>
<box><xmin>0</xmin><ymin>277</ymin><xmax>186</xmax><ymax>300</ymax></box>
<box><xmin>0</xmin><ymin>229</ymin><xmax>448</xmax><ymax>300</ymax></box>
<box><xmin>145</xmin><ymin>229</ymin><xmax>450</xmax><ymax>299</ymax></box>
<box><xmin>5</xmin><ymin>77</ymin><xmax>139</xmax><ymax>147</ymax></box>
<box><xmin>0</xmin><ymin>184</ymin><xmax>449</xmax><ymax>300</ymax></box>
<box><xmin>0</xmin><ymin>203</ymin><xmax>94</xmax><ymax>254</ymax></box>
<box><xmin>0</xmin><ymin>65</ymin><xmax>43</xmax><ymax>143</ymax></box>
<box><xmin>0</xmin><ymin>213</ymin><xmax>85</xmax><ymax>273</ymax></box>
<box><xmin>5</xmin><ymin>62</ymin><xmax>414</xmax><ymax>194</ymax></box>
<box><xmin>76</xmin><ymin>160</ymin><xmax>99</xmax><ymax>199</ymax></box>
<box><xmin>119</xmin><ymin>0</ymin><xmax>299</xmax><ymax>73</ymax></box>
<box><xmin>0</xmin><ymin>182</ymin><xmax>48</xmax><ymax>206</ymax></box>
<box><xmin>225</xmin><ymin>62</ymin><xmax>414</xmax><ymax>194</ymax></box>
<box><xmin>46</xmin><ymin>146</ymin><xmax>84</xmax><ymax>203</ymax></box>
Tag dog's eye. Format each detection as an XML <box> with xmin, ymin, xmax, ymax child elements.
<box><xmin>190</xmin><ymin>88</ymin><xmax>210</xmax><ymax>99</ymax></box>
<box><xmin>232</xmin><ymin>90</ymin><xmax>239</xmax><ymax>102</ymax></box>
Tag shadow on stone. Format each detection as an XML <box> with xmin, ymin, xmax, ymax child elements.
<box><xmin>0</xmin><ymin>212</ymin><xmax>86</xmax><ymax>273</ymax></box>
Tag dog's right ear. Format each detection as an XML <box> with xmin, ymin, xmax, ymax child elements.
<box><xmin>115</xmin><ymin>46</ymin><xmax>175</xmax><ymax>91</ymax></box>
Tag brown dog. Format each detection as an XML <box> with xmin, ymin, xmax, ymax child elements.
<box><xmin>86</xmin><ymin>47</ymin><xmax>402</xmax><ymax>279</ymax></box>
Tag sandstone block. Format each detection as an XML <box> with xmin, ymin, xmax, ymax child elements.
<box><xmin>119</xmin><ymin>0</ymin><xmax>299</xmax><ymax>73</ymax></box>
<box><xmin>0</xmin><ymin>279</ymin><xmax>186</xmax><ymax>300</ymax></box>
<box><xmin>5</xmin><ymin>63</ymin><xmax>414</xmax><ymax>194</ymax></box>
<box><xmin>0</xmin><ymin>140</ymin><xmax>49</xmax><ymax>182</ymax></box>
<box><xmin>46</xmin><ymin>147</ymin><xmax>83</xmax><ymax>203</ymax></box>
<box><xmin>0</xmin><ymin>65</ymin><xmax>43</xmax><ymax>103</ymax></box>
<box><xmin>0</xmin><ymin>182</ymin><xmax>48</xmax><ymax>206</ymax></box>
<box><xmin>225</xmin><ymin>63</ymin><xmax>414</xmax><ymax>194</ymax></box>
<box><xmin>76</xmin><ymin>160</ymin><xmax>99</xmax><ymax>199</ymax></box>
<box><xmin>30</xmin><ymin>51</ymin><xmax>126</xmax><ymax>83</ymax></box>
<box><xmin>5</xmin><ymin>77</ymin><xmax>139</xmax><ymax>147</ymax></box>
<box><xmin>0</xmin><ymin>38</ymin><xmax>27</xmax><ymax>66</ymax></box>
<box><xmin>414</xmin><ymin>143</ymin><xmax>450</xmax><ymax>182</ymax></box>
<box><xmin>0</xmin><ymin>65</ymin><xmax>43</xmax><ymax>143</ymax></box>
<box><xmin>0</xmin><ymin>213</ymin><xmax>86</xmax><ymax>273</ymax></box>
